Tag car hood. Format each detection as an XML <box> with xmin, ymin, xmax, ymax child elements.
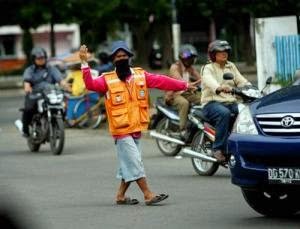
<box><xmin>251</xmin><ymin>85</ymin><xmax>300</xmax><ymax>114</ymax></box>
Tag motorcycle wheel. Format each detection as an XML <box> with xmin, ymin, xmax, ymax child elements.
<box><xmin>50</xmin><ymin>117</ymin><xmax>65</xmax><ymax>155</ymax></box>
<box><xmin>155</xmin><ymin>118</ymin><xmax>182</xmax><ymax>156</ymax></box>
<box><xmin>190</xmin><ymin>131</ymin><xmax>219</xmax><ymax>176</ymax></box>
<box><xmin>73</xmin><ymin>98</ymin><xmax>90</xmax><ymax>128</ymax></box>
<box><xmin>27</xmin><ymin>122</ymin><xmax>41</xmax><ymax>152</ymax></box>
<box><xmin>27</xmin><ymin>139</ymin><xmax>40</xmax><ymax>152</ymax></box>
<box><xmin>241</xmin><ymin>188</ymin><xmax>300</xmax><ymax>217</ymax></box>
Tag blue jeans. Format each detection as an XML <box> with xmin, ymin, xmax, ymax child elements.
<box><xmin>115</xmin><ymin>136</ymin><xmax>146</xmax><ymax>182</ymax></box>
<box><xmin>203</xmin><ymin>101</ymin><xmax>238</xmax><ymax>152</ymax></box>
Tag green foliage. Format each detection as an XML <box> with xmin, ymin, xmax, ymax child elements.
<box><xmin>274</xmin><ymin>74</ymin><xmax>295</xmax><ymax>87</ymax></box>
<box><xmin>1</xmin><ymin>0</ymin><xmax>300</xmax><ymax>64</ymax></box>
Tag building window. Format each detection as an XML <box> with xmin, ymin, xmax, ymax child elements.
<box><xmin>0</xmin><ymin>35</ymin><xmax>16</xmax><ymax>58</ymax></box>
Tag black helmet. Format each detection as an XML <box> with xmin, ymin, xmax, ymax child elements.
<box><xmin>208</xmin><ymin>40</ymin><xmax>231</xmax><ymax>62</ymax></box>
<box><xmin>179</xmin><ymin>44</ymin><xmax>198</xmax><ymax>60</ymax></box>
<box><xmin>31</xmin><ymin>47</ymin><xmax>47</xmax><ymax>61</ymax></box>
<box><xmin>98</xmin><ymin>52</ymin><xmax>110</xmax><ymax>64</ymax></box>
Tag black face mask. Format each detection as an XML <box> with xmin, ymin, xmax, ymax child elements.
<box><xmin>115</xmin><ymin>59</ymin><xmax>131</xmax><ymax>81</ymax></box>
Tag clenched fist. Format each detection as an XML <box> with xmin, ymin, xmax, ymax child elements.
<box><xmin>79</xmin><ymin>45</ymin><xmax>88</xmax><ymax>63</ymax></box>
<box><xmin>216</xmin><ymin>85</ymin><xmax>232</xmax><ymax>94</ymax></box>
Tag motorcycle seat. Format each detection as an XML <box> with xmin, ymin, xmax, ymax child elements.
<box><xmin>155</xmin><ymin>97</ymin><xmax>178</xmax><ymax>112</ymax></box>
<box><xmin>192</xmin><ymin>109</ymin><xmax>210</xmax><ymax>122</ymax></box>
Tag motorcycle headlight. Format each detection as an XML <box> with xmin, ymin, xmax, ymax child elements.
<box><xmin>47</xmin><ymin>92</ymin><xmax>64</xmax><ymax>104</ymax></box>
<box><xmin>244</xmin><ymin>88</ymin><xmax>261</xmax><ymax>98</ymax></box>
<box><xmin>56</xmin><ymin>93</ymin><xmax>64</xmax><ymax>103</ymax></box>
<box><xmin>232</xmin><ymin>106</ymin><xmax>258</xmax><ymax>135</ymax></box>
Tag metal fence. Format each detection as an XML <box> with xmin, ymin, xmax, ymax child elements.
<box><xmin>275</xmin><ymin>35</ymin><xmax>300</xmax><ymax>81</ymax></box>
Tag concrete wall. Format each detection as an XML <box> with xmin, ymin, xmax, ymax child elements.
<box><xmin>255</xmin><ymin>15</ymin><xmax>298</xmax><ymax>90</ymax></box>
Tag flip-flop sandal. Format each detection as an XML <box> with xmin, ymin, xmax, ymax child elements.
<box><xmin>145</xmin><ymin>194</ymin><xmax>169</xmax><ymax>206</ymax></box>
<box><xmin>116</xmin><ymin>197</ymin><xmax>139</xmax><ymax>205</ymax></box>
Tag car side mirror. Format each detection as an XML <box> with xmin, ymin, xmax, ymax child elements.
<box><xmin>223</xmin><ymin>72</ymin><xmax>234</xmax><ymax>80</ymax></box>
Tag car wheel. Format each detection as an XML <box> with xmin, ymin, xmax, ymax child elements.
<box><xmin>241</xmin><ymin>188</ymin><xmax>300</xmax><ymax>217</ymax></box>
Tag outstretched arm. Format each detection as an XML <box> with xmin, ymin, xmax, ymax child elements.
<box><xmin>145</xmin><ymin>72</ymin><xmax>195</xmax><ymax>91</ymax></box>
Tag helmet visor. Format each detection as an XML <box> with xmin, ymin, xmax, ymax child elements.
<box><xmin>35</xmin><ymin>52</ymin><xmax>46</xmax><ymax>58</ymax></box>
<box><xmin>180</xmin><ymin>51</ymin><xmax>197</xmax><ymax>59</ymax></box>
<box><xmin>214</xmin><ymin>45</ymin><xmax>231</xmax><ymax>52</ymax></box>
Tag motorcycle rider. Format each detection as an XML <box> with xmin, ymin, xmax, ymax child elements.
<box><xmin>201</xmin><ymin>40</ymin><xmax>250</xmax><ymax>162</ymax></box>
<box><xmin>95</xmin><ymin>51</ymin><xmax>114</xmax><ymax>75</ymax></box>
<box><xmin>22</xmin><ymin>47</ymin><xmax>69</xmax><ymax>137</ymax></box>
<box><xmin>165</xmin><ymin>44</ymin><xmax>201</xmax><ymax>137</ymax></box>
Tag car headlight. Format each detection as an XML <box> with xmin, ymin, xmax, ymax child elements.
<box><xmin>232</xmin><ymin>106</ymin><xmax>258</xmax><ymax>135</ymax></box>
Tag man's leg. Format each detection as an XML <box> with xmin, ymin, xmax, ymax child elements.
<box><xmin>116</xmin><ymin>179</ymin><xmax>131</xmax><ymax>201</ymax></box>
<box><xmin>22</xmin><ymin>95</ymin><xmax>36</xmax><ymax>136</ymax></box>
<box><xmin>115</xmin><ymin>137</ymin><xmax>145</xmax><ymax>201</ymax></box>
<box><xmin>203</xmin><ymin>102</ymin><xmax>231</xmax><ymax>161</ymax></box>
<box><xmin>184</xmin><ymin>92</ymin><xmax>201</xmax><ymax>105</ymax></box>
<box><xmin>172</xmin><ymin>95</ymin><xmax>189</xmax><ymax>130</ymax></box>
<box><xmin>22</xmin><ymin>111</ymin><xmax>31</xmax><ymax>136</ymax></box>
<box><xmin>136</xmin><ymin>177</ymin><xmax>156</xmax><ymax>201</ymax></box>
<box><xmin>115</xmin><ymin>137</ymin><xmax>168</xmax><ymax>205</ymax></box>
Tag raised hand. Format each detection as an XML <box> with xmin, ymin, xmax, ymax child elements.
<box><xmin>187</xmin><ymin>82</ymin><xmax>197</xmax><ymax>91</ymax></box>
<box><xmin>79</xmin><ymin>45</ymin><xmax>88</xmax><ymax>63</ymax></box>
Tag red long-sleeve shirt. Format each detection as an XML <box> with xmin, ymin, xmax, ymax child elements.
<box><xmin>81</xmin><ymin>67</ymin><xmax>188</xmax><ymax>93</ymax></box>
<box><xmin>81</xmin><ymin>67</ymin><xmax>188</xmax><ymax>138</ymax></box>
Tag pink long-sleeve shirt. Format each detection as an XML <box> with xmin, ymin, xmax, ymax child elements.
<box><xmin>81</xmin><ymin>67</ymin><xmax>188</xmax><ymax>93</ymax></box>
<box><xmin>81</xmin><ymin>67</ymin><xmax>188</xmax><ymax>138</ymax></box>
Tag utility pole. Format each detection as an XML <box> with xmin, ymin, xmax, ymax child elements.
<box><xmin>171</xmin><ymin>0</ymin><xmax>180</xmax><ymax>61</ymax></box>
<box><xmin>49</xmin><ymin>0</ymin><xmax>56</xmax><ymax>57</ymax></box>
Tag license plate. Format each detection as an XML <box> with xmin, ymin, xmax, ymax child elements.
<box><xmin>268</xmin><ymin>168</ymin><xmax>300</xmax><ymax>184</ymax></box>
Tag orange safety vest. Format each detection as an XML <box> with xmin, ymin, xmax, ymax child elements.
<box><xmin>103</xmin><ymin>68</ymin><xmax>150</xmax><ymax>135</ymax></box>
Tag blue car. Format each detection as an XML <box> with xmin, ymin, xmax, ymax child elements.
<box><xmin>228</xmin><ymin>85</ymin><xmax>300</xmax><ymax>217</ymax></box>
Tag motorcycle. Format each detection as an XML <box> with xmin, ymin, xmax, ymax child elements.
<box><xmin>181</xmin><ymin>74</ymin><xmax>271</xmax><ymax>176</ymax></box>
<box><xmin>149</xmin><ymin>97</ymin><xmax>202</xmax><ymax>157</ymax></box>
<box><xmin>15</xmin><ymin>84</ymin><xmax>65</xmax><ymax>155</ymax></box>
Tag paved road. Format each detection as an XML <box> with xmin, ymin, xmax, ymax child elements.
<box><xmin>0</xmin><ymin>90</ymin><xmax>299</xmax><ymax>229</ymax></box>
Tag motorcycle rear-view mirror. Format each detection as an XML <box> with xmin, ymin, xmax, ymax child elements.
<box><xmin>223</xmin><ymin>72</ymin><xmax>234</xmax><ymax>80</ymax></box>
<box><xmin>261</xmin><ymin>76</ymin><xmax>273</xmax><ymax>96</ymax></box>
<box><xmin>265</xmin><ymin>76</ymin><xmax>272</xmax><ymax>85</ymax></box>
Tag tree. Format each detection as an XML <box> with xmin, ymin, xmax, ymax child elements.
<box><xmin>2</xmin><ymin>0</ymin><xmax>300</xmax><ymax>65</ymax></box>
<box><xmin>68</xmin><ymin>0</ymin><xmax>173</xmax><ymax>65</ymax></box>
<box><xmin>18</xmin><ymin>0</ymin><xmax>74</xmax><ymax>57</ymax></box>
<box><xmin>176</xmin><ymin>0</ymin><xmax>300</xmax><ymax>64</ymax></box>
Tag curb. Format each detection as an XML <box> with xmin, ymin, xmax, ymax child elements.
<box><xmin>0</xmin><ymin>76</ymin><xmax>23</xmax><ymax>89</ymax></box>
